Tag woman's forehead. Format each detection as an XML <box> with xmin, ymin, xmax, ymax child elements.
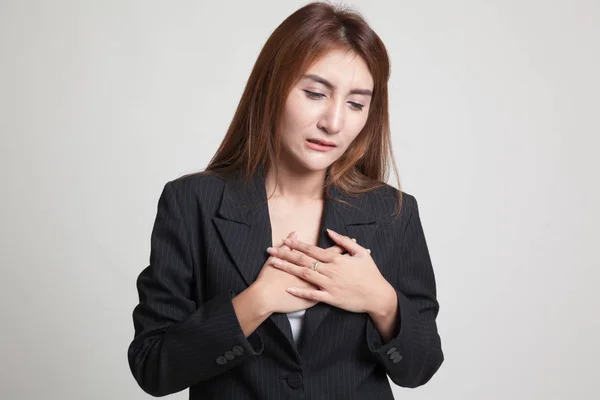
<box><xmin>302</xmin><ymin>49</ymin><xmax>374</xmax><ymax>91</ymax></box>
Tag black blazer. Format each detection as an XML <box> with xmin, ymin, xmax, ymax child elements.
<box><xmin>128</xmin><ymin>165</ymin><xmax>443</xmax><ymax>399</ymax></box>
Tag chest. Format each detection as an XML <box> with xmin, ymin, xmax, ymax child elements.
<box><xmin>267</xmin><ymin>199</ymin><xmax>324</xmax><ymax>248</ymax></box>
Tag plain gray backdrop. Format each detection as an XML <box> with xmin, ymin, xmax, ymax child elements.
<box><xmin>1</xmin><ymin>0</ymin><xmax>599</xmax><ymax>399</ymax></box>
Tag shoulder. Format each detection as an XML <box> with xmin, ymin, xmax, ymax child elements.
<box><xmin>160</xmin><ymin>171</ymin><xmax>228</xmax><ymax>212</ymax></box>
<box><xmin>168</xmin><ymin>170</ymin><xmax>226</xmax><ymax>194</ymax></box>
<box><xmin>363</xmin><ymin>181</ymin><xmax>418</xmax><ymax>222</ymax></box>
<box><xmin>349</xmin><ymin>182</ymin><xmax>423</xmax><ymax>243</ymax></box>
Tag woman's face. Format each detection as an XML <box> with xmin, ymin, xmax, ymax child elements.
<box><xmin>277</xmin><ymin>48</ymin><xmax>374</xmax><ymax>173</ymax></box>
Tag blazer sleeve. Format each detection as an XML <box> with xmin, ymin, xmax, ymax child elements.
<box><xmin>127</xmin><ymin>181</ymin><xmax>264</xmax><ymax>397</ymax></box>
<box><xmin>365</xmin><ymin>194</ymin><xmax>444</xmax><ymax>388</ymax></box>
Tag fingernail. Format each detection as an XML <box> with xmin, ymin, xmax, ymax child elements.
<box><xmin>327</xmin><ymin>229</ymin><xmax>337</xmax><ymax>235</ymax></box>
<box><xmin>287</xmin><ymin>288</ymin><xmax>297</xmax><ymax>293</ymax></box>
<box><xmin>292</xmin><ymin>232</ymin><xmax>297</xmax><ymax>239</ymax></box>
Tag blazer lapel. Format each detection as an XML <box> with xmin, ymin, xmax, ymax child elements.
<box><xmin>213</xmin><ymin>165</ymin><xmax>297</xmax><ymax>353</ymax></box>
<box><xmin>213</xmin><ymin>164</ymin><xmax>382</xmax><ymax>357</ymax></box>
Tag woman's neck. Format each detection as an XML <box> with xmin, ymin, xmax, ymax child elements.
<box><xmin>264</xmin><ymin>162</ymin><xmax>327</xmax><ymax>201</ymax></box>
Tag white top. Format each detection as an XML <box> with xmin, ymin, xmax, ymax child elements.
<box><xmin>286</xmin><ymin>309</ymin><xmax>306</xmax><ymax>342</ymax></box>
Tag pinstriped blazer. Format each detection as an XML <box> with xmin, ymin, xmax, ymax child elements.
<box><xmin>127</xmin><ymin>164</ymin><xmax>443</xmax><ymax>399</ymax></box>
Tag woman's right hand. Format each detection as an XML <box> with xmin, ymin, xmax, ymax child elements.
<box><xmin>253</xmin><ymin>231</ymin><xmax>345</xmax><ymax>314</ymax></box>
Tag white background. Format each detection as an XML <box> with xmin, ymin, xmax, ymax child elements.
<box><xmin>1</xmin><ymin>1</ymin><xmax>599</xmax><ymax>399</ymax></box>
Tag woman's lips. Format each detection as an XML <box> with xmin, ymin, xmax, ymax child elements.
<box><xmin>306</xmin><ymin>139</ymin><xmax>336</xmax><ymax>152</ymax></box>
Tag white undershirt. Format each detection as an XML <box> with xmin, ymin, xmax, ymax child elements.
<box><xmin>286</xmin><ymin>309</ymin><xmax>306</xmax><ymax>342</ymax></box>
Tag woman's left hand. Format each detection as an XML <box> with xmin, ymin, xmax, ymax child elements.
<box><xmin>266</xmin><ymin>228</ymin><xmax>395</xmax><ymax>314</ymax></box>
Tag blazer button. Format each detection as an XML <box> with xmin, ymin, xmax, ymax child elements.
<box><xmin>216</xmin><ymin>356</ymin><xmax>227</xmax><ymax>365</ymax></box>
<box><xmin>224</xmin><ymin>350</ymin><xmax>235</xmax><ymax>360</ymax></box>
<box><xmin>286</xmin><ymin>372</ymin><xmax>303</xmax><ymax>389</ymax></box>
<box><xmin>233</xmin><ymin>345</ymin><xmax>244</xmax><ymax>356</ymax></box>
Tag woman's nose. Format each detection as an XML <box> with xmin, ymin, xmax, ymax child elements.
<box><xmin>317</xmin><ymin>101</ymin><xmax>344</xmax><ymax>134</ymax></box>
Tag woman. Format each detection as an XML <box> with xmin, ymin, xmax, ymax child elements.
<box><xmin>128</xmin><ymin>2</ymin><xmax>443</xmax><ymax>399</ymax></box>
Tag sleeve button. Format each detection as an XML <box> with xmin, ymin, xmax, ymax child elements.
<box><xmin>390</xmin><ymin>352</ymin><xmax>403</xmax><ymax>363</ymax></box>
<box><xmin>224</xmin><ymin>350</ymin><xmax>235</xmax><ymax>360</ymax></box>
<box><xmin>233</xmin><ymin>345</ymin><xmax>244</xmax><ymax>356</ymax></box>
<box><xmin>216</xmin><ymin>356</ymin><xmax>227</xmax><ymax>365</ymax></box>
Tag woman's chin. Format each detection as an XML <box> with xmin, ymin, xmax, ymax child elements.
<box><xmin>301</xmin><ymin>158</ymin><xmax>335</xmax><ymax>173</ymax></box>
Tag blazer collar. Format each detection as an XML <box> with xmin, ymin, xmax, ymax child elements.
<box><xmin>214</xmin><ymin>164</ymin><xmax>383</xmax><ymax>359</ymax></box>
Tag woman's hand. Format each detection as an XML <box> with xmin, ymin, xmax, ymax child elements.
<box><xmin>254</xmin><ymin>231</ymin><xmax>350</xmax><ymax>314</ymax></box>
<box><xmin>266</xmin><ymin>228</ymin><xmax>396</xmax><ymax>314</ymax></box>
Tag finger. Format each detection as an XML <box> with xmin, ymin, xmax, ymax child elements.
<box><xmin>325</xmin><ymin>244</ymin><xmax>345</xmax><ymax>254</ymax></box>
<box><xmin>279</xmin><ymin>231</ymin><xmax>297</xmax><ymax>250</ymax></box>
<box><xmin>283</xmin><ymin>238</ymin><xmax>336</xmax><ymax>263</ymax></box>
<box><xmin>268</xmin><ymin>245</ymin><xmax>335</xmax><ymax>279</ymax></box>
<box><xmin>269</xmin><ymin>246</ymin><xmax>321</xmax><ymax>270</ymax></box>
<box><xmin>271</xmin><ymin>256</ymin><xmax>329</xmax><ymax>286</ymax></box>
<box><xmin>266</xmin><ymin>232</ymin><xmax>295</xmax><ymax>259</ymax></box>
<box><xmin>326</xmin><ymin>229</ymin><xmax>367</xmax><ymax>256</ymax></box>
<box><xmin>286</xmin><ymin>287</ymin><xmax>331</xmax><ymax>303</ymax></box>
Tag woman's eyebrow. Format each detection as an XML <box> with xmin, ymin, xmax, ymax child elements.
<box><xmin>301</xmin><ymin>74</ymin><xmax>373</xmax><ymax>96</ymax></box>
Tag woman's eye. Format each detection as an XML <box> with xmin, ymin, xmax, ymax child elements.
<box><xmin>349</xmin><ymin>102</ymin><xmax>364</xmax><ymax>111</ymax></box>
<box><xmin>304</xmin><ymin>90</ymin><xmax>364</xmax><ymax>111</ymax></box>
<box><xmin>304</xmin><ymin>90</ymin><xmax>325</xmax><ymax>99</ymax></box>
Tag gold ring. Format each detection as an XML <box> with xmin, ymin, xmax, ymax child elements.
<box><xmin>311</xmin><ymin>261</ymin><xmax>320</xmax><ymax>271</ymax></box>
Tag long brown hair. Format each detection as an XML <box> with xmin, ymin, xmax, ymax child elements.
<box><xmin>202</xmin><ymin>1</ymin><xmax>403</xmax><ymax>214</ymax></box>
